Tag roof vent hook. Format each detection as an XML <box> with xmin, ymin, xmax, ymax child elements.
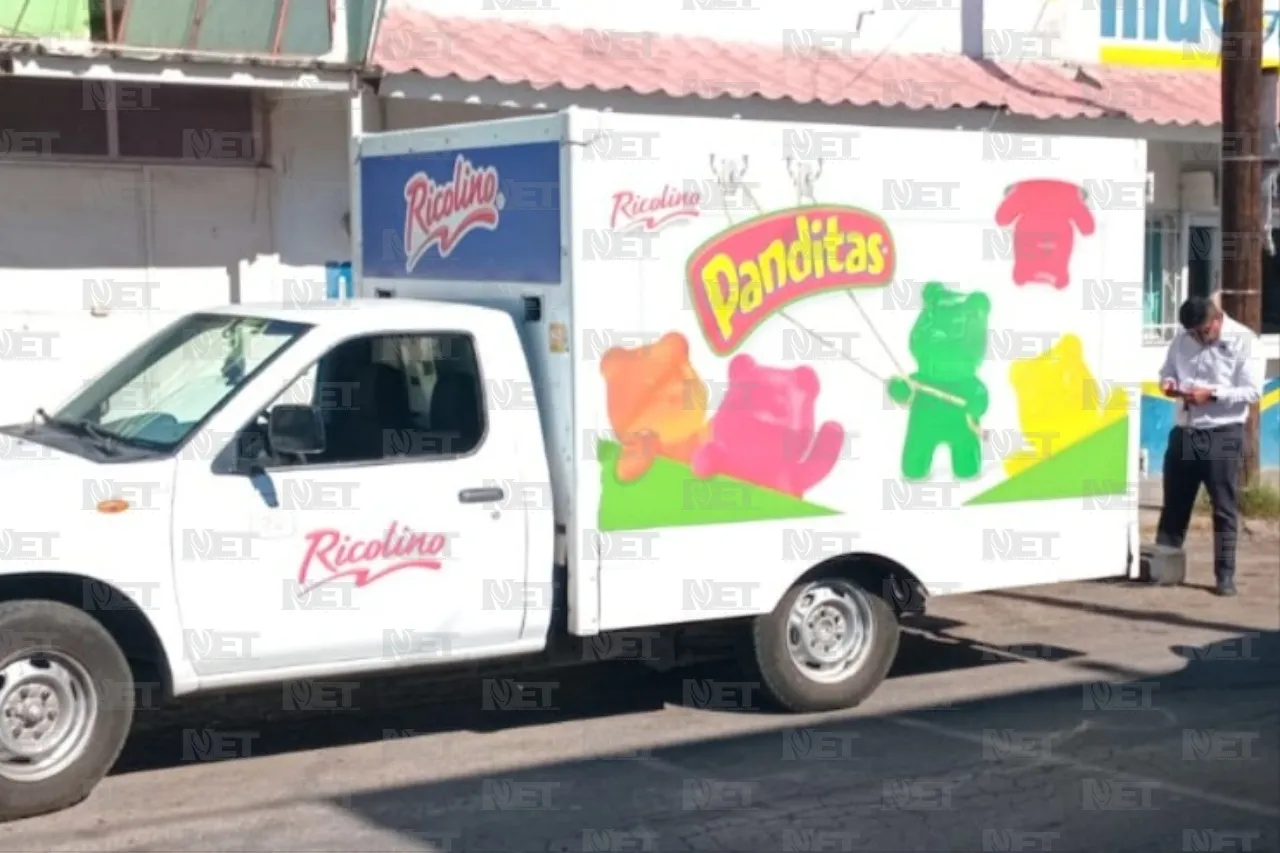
<box><xmin>1063</xmin><ymin>61</ymin><xmax>1101</xmax><ymax>88</ymax></box>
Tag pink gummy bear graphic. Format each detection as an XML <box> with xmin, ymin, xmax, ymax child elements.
<box><xmin>691</xmin><ymin>354</ymin><xmax>844</xmax><ymax>498</ymax></box>
<box><xmin>994</xmin><ymin>179</ymin><xmax>1095</xmax><ymax>289</ymax></box>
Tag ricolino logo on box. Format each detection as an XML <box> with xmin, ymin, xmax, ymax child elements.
<box><xmin>403</xmin><ymin>154</ymin><xmax>506</xmax><ymax>272</ymax></box>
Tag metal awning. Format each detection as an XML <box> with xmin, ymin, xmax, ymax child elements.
<box><xmin>369</xmin><ymin>5</ymin><xmax>1268</xmax><ymax>129</ymax></box>
<box><xmin>1</xmin><ymin>40</ymin><xmax>355</xmax><ymax>91</ymax></box>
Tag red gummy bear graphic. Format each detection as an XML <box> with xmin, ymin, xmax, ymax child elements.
<box><xmin>994</xmin><ymin>179</ymin><xmax>1095</xmax><ymax>289</ymax></box>
<box><xmin>691</xmin><ymin>354</ymin><xmax>844</xmax><ymax>498</ymax></box>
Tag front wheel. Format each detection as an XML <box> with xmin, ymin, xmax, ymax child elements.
<box><xmin>0</xmin><ymin>600</ymin><xmax>134</xmax><ymax>823</ymax></box>
<box><xmin>751</xmin><ymin>576</ymin><xmax>900</xmax><ymax>713</ymax></box>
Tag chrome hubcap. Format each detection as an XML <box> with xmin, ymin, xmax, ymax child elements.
<box><xmin>787</xmin><ymin>580</ymin><xmax>873</xmax><ymax>684</ymax></box>
<box><xmin>0</xmin><ymin>653</ymin><xmax>98</xmax><ymax>783</ymax></box>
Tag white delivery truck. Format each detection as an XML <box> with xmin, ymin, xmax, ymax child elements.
<box><xmin>0</xmin><ymin>109</ymin><xmax>1147</xmax><ymax>820</ymax></box>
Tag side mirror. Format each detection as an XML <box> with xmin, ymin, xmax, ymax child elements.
<box><xmin>268</xmin><ymin>405</ymin><xmax>325</xmax><ymax>457</ymax></box>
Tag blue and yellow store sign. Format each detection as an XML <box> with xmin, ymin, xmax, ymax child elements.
<box><xmin>1099</xmin><ymin>0</ymin><xmax>1280</xmax><ymax>69</ymax></box>
<box><xmin>1141</xmin><ymin>377</ymin><xmax>1280</xmax><ymax>472</ymax></box>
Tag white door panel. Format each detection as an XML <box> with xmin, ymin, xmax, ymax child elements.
<box><xmin>171</xmin><ymin>454</ymin><xmax>525</xmax><ymax>676</ymax></box>
<box><xmin>169</xmin><ymin>327</ymin><xmax>529</xmax><ymax>678</ymax></box>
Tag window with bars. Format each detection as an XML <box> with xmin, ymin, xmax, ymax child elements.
<box><xmin>1142</xmin><ymin>218</ymin><xmax>1279</xmax><ymax>338</ymax></box>
<box><xmin>0</xmin><ymin>78</ymin><xmax>262</xmax><ymax>164</ymax></box>
<box><xmin>1143</xmin><ymin>213</ymin><xmax>1181</xmax><ymax>344</ymax></box>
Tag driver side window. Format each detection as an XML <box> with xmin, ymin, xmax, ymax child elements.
<box><xmin>268</xmin><ymin>365</ymin><xmax>318</xmax><ymax>414</ymax></box>
<box><xmin>251</xmin><ymin>331</ymin><xmax>486</xmax><ymax>468</ymax></box>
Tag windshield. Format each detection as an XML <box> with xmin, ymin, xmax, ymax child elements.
<box><xmin>53</xmin><ymin>312</ymin><xmax>311</xmax><ymax>451</ymax></box>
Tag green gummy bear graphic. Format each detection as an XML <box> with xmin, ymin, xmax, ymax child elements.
<box><xmin>886</xmin><ymin>282</ymin><xmax>990</xmax><ymax>481</ymax></box>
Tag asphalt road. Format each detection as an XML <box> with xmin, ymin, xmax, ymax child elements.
<box><xmin>1</xmin><ymin>526</ymin><xmax>1277</xmax><ymax>852</ymax></box>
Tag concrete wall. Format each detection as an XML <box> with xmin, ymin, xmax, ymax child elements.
<box><xmin>0</xmin><ymin>91</ymin><xmax>354</xmax><ymax>424</ymax></box>
<box><xmin>0</xmin><ymin>90</ymin><xmax>553</xmax><ymax>425</ymax></box>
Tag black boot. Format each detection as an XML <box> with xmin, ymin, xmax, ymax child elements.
<box><xmin>1215</xmin><ymin>576</ymin><xmax>1238</xmax><ymax>597</ymax></box>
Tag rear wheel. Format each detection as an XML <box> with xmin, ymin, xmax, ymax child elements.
<box><xmin>750</xmin><ymin>576</ymin><xmax>899</xmax><ymax>712</ymax></box>
<box><xmin>0</xmin><ymin>600</ymin><xmax>134</xmax><ymax>823</ymax></box>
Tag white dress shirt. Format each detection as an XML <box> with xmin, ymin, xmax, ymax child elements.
<box><xmin>1158</xmin><ymin>314</ymin><xmax>1265</xmax><ymax>429</ymax></box>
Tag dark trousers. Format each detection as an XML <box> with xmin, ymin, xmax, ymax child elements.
<box><xmin>1156</xmin><ymin>423</ymin><xmax>1244</xmax><ymax>582</ymax></box>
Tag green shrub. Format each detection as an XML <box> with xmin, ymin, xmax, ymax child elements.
<box><xmin>1195</xmin><ymin>483</ymin><xmax>1280</xmax><ymax>518</ymax></box>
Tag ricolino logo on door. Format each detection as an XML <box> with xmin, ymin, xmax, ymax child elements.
<box><xmin>296</xmin><ymin>522</ymin><xmax>448</xmax><ymax>593</ymax></box>
<box><xmin>403</xmin><ymin>154</ymin><xmax>506</xmax><ymax>272</ymax></box>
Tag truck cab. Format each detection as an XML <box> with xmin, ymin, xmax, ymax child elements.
<box><xmin>0</xmin><ymin>300</ymin><xmax>557</xmax><ymax>821</ymax></box>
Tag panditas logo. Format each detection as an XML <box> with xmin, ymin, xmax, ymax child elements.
<box><xmin>297</xmin><ymin>522</ymin><xmax>447</xmax><ymax>592</ymax></box>
<box><xmin>403</xmin><ymin>154</ymin><xmax>505</xmax><ymax>272</ymax></box>
<box><xmin>687</xmin><ymin>206</ymin><xmax>896</xmax><ymax>355</ymax></box>
<box><xmin>611</xmin><ymin>185</ymin><xmax>701</xmax><ymax>231</ymax></box>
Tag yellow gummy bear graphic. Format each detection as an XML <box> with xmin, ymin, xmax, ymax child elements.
<box><xmin>1004</xmin><ymin>334</ymin><xmax>1128</xmax><ymax>477</ymax></box>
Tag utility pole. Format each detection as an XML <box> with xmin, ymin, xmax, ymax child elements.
<box><xmin>1220</xmin><ymin>0</ymin><xmax>1266</xmax><ymax>488</ymax></box>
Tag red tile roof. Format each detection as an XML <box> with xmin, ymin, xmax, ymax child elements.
<box><xmin>371</xmin><ymin>7</ymin><xmax>1225</xmax><ymax>127</ymax></box>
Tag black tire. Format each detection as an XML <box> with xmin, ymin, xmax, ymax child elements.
<box><xmin>750</xmin><ymin>575</ymin><xmax>900</xmax><ymax>713</ymax></box>
<box><xmin>0</xmin><ymin>600</ymin><xmax>134</xmax><ymax>823</ymax></box>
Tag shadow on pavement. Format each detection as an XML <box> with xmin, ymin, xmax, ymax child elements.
<box><xmin>984</xmin><ymin>588</ymin><xmax>1267</xmax><ymax>635</ymax></box>
<box><xmin>111</xmin><ymin>627</ymin><xmax>1075</xmax><ymax>776</ymax></box>
<box><xmin>326</xmin><ymin>631</ymin><xmax>1279</xmax><ymax>853</ymax></box>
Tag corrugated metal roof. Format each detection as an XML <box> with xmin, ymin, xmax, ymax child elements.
<box><xmin>0</xmin><ymin>38</ymin><xmax>355</xmax><ymax>71</ymax></box>
<box><xmin>371</xmin><ymin>7</ymin><xmax>1239</xmax><ymax>127</ymax></box>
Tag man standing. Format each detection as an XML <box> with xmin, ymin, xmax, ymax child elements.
<box><xmin>1156</xmin><ymin>294</ymin><xmax>1265</xmax><ymax>596</ymax></box>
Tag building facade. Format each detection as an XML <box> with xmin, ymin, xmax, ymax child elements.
<box><xmin>0</xmin><ymin>0</ymin><xmax>376</xmax><ymax>422</ymax></box>
<box><xmin>3</xmin><ymin>0</ymin><xmax>1276</xmax><ymax>470</ymax></box>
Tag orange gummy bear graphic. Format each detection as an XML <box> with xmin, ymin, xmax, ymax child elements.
<box><xmin>600</xmin><ymin>332</ymin><xmax>710</xmax><ymax>482</ymax></box>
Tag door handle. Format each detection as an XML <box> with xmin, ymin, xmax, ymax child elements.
<box><xmin>459</xmin><ymin>487</ymin><xmax>505</xmax><ymax>504</ymax></box>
